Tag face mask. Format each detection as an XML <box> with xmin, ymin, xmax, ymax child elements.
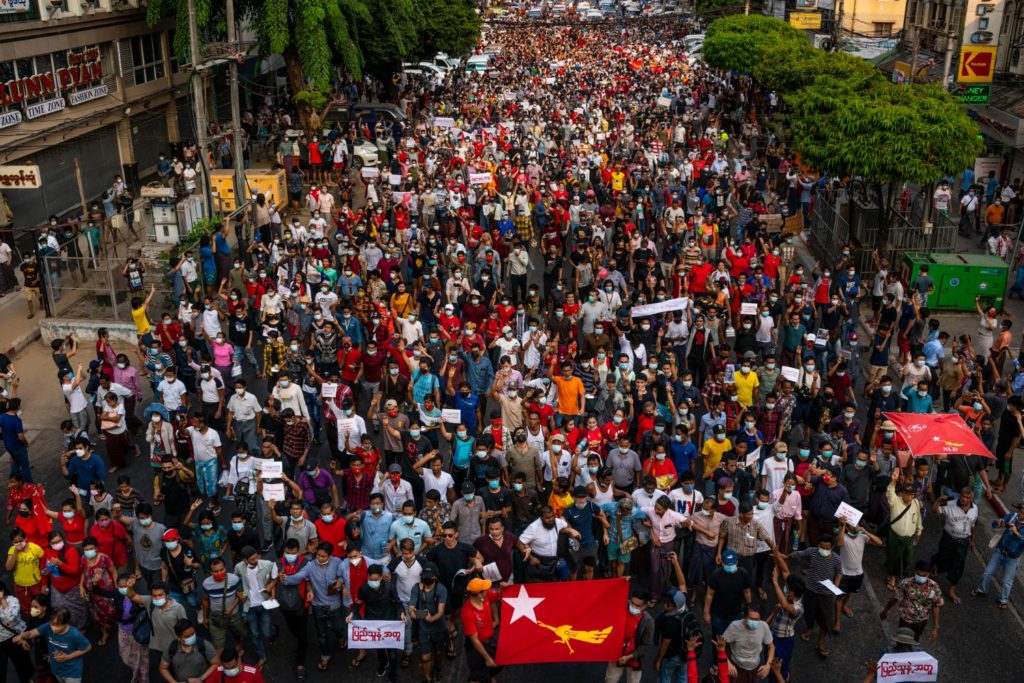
<box><xmin>152</xmin><ymin>597</ymin><xmax>167</xmax><ymax>607</ymax></box>
<box><xmin>367</xmin><ymin>579</ymin><xmax>382</xmax><ymax>590</ymax></box>
<box><xmin>882</xmin><ymin>385</ymin><xmax>892</xmax><ymax>394</ymax></box>
<box><xmin>715</xmin><ymin>434</ymin><xmax>725</xmax><ymax>442</ymax></box>
<box><xmin>84</xmin><ymin>549</ymin><xmax>97</xmax><ymax>559</ymax></box>
<box><xmin>746</xmin><ymin>619</ymin><xmax>760</xmax><ymax>629</ymax></box>
<box><xmin>552</xmin><ymin>444</ymin><xmax>562</xmax><ymax>454</ymax></box>
<box><xmin>290</xmin><ymin>514</ymin><xmax>304</xmax><ymax>522</ymax></box>
<box><xmin>138</xmin><ymin>517</ymin><xmax>152</xmax><ymax>526</ymax></box>
<box><xmin>628</xmin><ymin>604</ymin><xmax>643</xmax><ymax>616</ymax></box>
<box><xmin>512</xmin><ymin>482</ymin><xmax>524</xmax><ymax>492</ymax></box>
<box><xmin>183</xmin><ymin>634</ymin><xmax>197</xmax><ymax>646</ymax></box>
<box><xmin>50</xmin><ymin>541</ymin><xmax>65</xmax><ymax>551</ymax></box>
<box><xmin>918</xmin><ymin>390</ymin><xmax>928</xmax><ymax>399</ymax></box>
<box><xmin>200</xmin><ymin>523</ymin><xmax>213</xmax><ymax>531</ymax></box>
<box><xmin>914</xmin><ymin>575</ymin><xmax>927</xmax><ymax>585</ymax></box>
<box><xmin>223</xmin><ymin>668</ymin><xmax>240</xmax><ymax>678</ymax></box>
<box><xmin>766</xmin><ymin>403</ymin><xmax>776</xmax><ymax>410</ymax></box>
<box><xmin>280</xmin><ymin>380</ymin><xmax>290</xmax><ymax>388</ymax></box>
<box><xmin>682</xmin><ymin>381</ymin><xmax>692</xmax><ymax>388</ymax></box>
<box><xmin>756</xmin><ymin>501</ymin><xmax>768</xmax><ymax>510</ymax></box>
<box><xmin>855</xmin><ymin>459</ymin><xmax>867</xmax><ymax>469</ymax></box>
<box><xmin>371</xmin><ymin>505</ymin><xmax>382</xmax><ymax>514</ymax></box>
<box><xmin>818</xmin><ymin>548</ymin><xmax>832</xmax><ymax>558</ymax></box>
<box><xmin>723</xmin><ymin>564</ymin><xmax>737</xmax><ymax>574</ymax></box>
<box><xmin>464</xmin><ymin>494</ymin><xmax>475</xmax><ymax>503</ymax></box>
<box><xmin>117</xmin><ymin>586</ymin><xmax>129</xmax><ymax>596</ymax></box>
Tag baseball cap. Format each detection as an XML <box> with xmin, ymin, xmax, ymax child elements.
<box><xmin>722</xmin><ymin>550</ymin><xmax>738</xmax><ymax>565</ymax></box>
<box><xmin>466</xmin><ymin>578</ymin><xmax>492</xmax><ymax>593</ymax></box>
<box><xmin>162</xmin><ymin>528</ymin><xmax>181</xmax><ymax>542</ymax></box>
<box><xmin>387</xmin><ymin>463</ymin><xmax>402</xmax><ymax>474</ymax></box>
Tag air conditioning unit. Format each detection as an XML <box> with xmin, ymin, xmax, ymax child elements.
<box><xmin>971</xmin><ymin>31</ymin><xmax>995</xmax><ymax>43</ymax></box>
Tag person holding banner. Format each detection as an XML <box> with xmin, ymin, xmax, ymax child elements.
<box><xmin>348</xmin><ymin>564</ymin><xmax>404</xmax><ymax>682</ymax></box>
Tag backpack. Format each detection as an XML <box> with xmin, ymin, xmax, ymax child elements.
<box><xmin>132</xmin><ymin>603</ymin><xmax>152</xmax><ymax>645</ymax></box>
<box><xmin>676</xmin><ymin>610</ymin><xmax>704</xmax><ymax>658</ymax></box>
<box><xmin>276</xmin><ymin>561</ymin><xmax>305</xmax><ymax>613</ymax></box>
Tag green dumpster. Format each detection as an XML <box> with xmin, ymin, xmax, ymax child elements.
<box><xmin>903</xmin><ymin>253</ymin><xmax>1007</xmax><ymax>312</ymax></box>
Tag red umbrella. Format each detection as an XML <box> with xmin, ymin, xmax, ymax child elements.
<box><xmin>882</xmin><ymin>412</ymin><xmax>994</xmax><ymax>459</ymax></box>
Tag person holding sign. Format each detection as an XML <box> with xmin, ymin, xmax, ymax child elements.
<box><xmin>348</xmin><ymin>564</ymin><xmax>404</xmax><ymax>682</ymax></box>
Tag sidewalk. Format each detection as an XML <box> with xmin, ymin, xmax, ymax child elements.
<box><xmin>0</xmin><ymin>282</ymin><xmax>43</xmax><ymax>357</ymax></box>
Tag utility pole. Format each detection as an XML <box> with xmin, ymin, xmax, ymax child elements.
<box><xmin>187</xmin><ymin>0</ymin><xmax>213</xmax><ymax>217</ymax></box>
<box><xmin>909</xmin><ymin>24</ymin><xmax>921</xmax><ymax>84</ymax></box>
<box><xmin>744</xmin><ymin>0</ymin><xmax>750</xmax><ymax>15</ymax></box>
<box><xmin>834</xmin><ymin>0</ymin><xmax>844</xmax><ymax>46</ymax></box>
<box><xmin>225</xmin><ymin>0</ymin><xmax>249</xmax><ymax>247</ymax></box>
<box><xmin>940</xmin><ymin>27</ymin><xmax>957</xmax><ymax>89</ymax></box>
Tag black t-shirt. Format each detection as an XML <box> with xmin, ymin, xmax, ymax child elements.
<box><xmin>656</xmin><ymin>610</ymin><xmax>683</xmax><ymax>653</ymax></box>
<box><xmin>476</xmin><ymin>486</ymin><xmax>512</xmax><ymax>513</ymax></box>
<box><xmin>426</xmin><ymin>541</ymin><xmax>477</xmax><ymax>587</ymax></box>
<box><xmin>997</xmin><ymin>412</ymin><xmax>1023</xmax><ymax>454</ymax></box>
<box><xmin>227</xmin><ymin>527</ymin><xmax>260</xmax><ymax>559</ymax></box>
<box><xmin>708</xmin><ymin>567</ymin><xmax>751</xmax><ymax>618</ymax></box>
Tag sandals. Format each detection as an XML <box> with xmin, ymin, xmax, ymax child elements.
<box><xmin>295</xmin><ymin>666</ymin><xmax>307</xmax><ymax>682</ymax></box>
<box><xmin>350</xmin><ymin>654</ymin><xmax>366</xmax><ymax>669</ymax></box>
<box><xmin>317</xmin><ymin>659</ymin><xmax>330</xmax><ymax>672</ymax></box>
<box><xmin>816</xmin><ymin>646</ymin><xmax>830</xmax><ymax>658</ymax></box>
<box><xmin>999</xmin><ymin>601</ymin><xmax>1010</xmax><ymax>609</ymax></box>
<box><xmin>971</xmin><ymin>589</ymin><xmax>986</xmax><ymax>598</ymax></box>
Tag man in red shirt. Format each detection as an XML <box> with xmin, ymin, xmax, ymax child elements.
<box><xmin>205</xmin><ymin>648</ymin><xmax>265</xmax><ymax>683</ymax></box>
<box><xmin>461</xmin><ymin>577</ymin><xmax>502</xmax><ymax>682</ymax></box>
<box><xmin>314</xmin><ymin>501</ymin><xmax>347</xmax><ymax>557</ymax></box>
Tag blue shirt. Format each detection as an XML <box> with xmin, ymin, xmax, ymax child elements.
<box><xmin>562</xmin><ymin>500</ymin><xmax>600</xmax><ymax>547</ymax></box>
<box><xmin>360</xmin><ymin>509</ymin><xmax>395</xmax><ymax>559</ymax></box>
<box><xmin>66</xmin><ymin>453</ymin><xmax>107</xmax><ymax>491</ymax></box>
<box><xmin>453</xmin><ymin>393</ymin><xmax>480</xmax><ymax>432</ymax></box>
<box><xmin>922</xmin><ymin>339</ymin><xmax>944</xmax><ymax>368</ymax></box>
<box><xmin>282</xmin><ymin>555</ymin><xmax>345</xmax><ymax>608</ymax></box>
<box><xmin>0</xmin><ymin>412</ymin><xmax>24</xmax><ymax>451</ymax></box>
<box><xmin>35</xmin><ymin>623</ymin><xmax>90</xmax><ymax>678</ymax></box>
<box><xmin>995</xmin><ymin>513</ymin><xmax>1024</xmax><ymax>559</ymax></box>
<box><xmin>902</xmin><ymin>386</ymin><xmax>933</xmax><ymax>414</ymax></box>
<box><xmin>388</xmin><ymin>517</ymin><xmax>432</xmax><ymax>549</ymax></box>
<box><xmin>411</xmin><ymin>370</ymin><xmax>439</xmax><ymax>405</ymax></box>
<box><xmin>668</xmin><ymin>439</ymin><xmax>697</xmax><ymax>475</ymax></box>
<box><xmin>460</xmin><ymin>352</ymin><xmax>495</xmax><ymax>395</ymax></box>
<box><xmin>214</xmin><ymin>232</ymin><xmax>230</xmax><ymax>256</ymax></box>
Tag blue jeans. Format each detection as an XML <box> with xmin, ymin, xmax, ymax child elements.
<box><xmin>6</xmin><ymin>445</ymin><xmax>32</xmax><ymax>482</ymax></box>
<box><xmin>312</xmin><ymin>604</ymin><xmax>346</xmax><ymax>660</ymax></box>
<box><xmin>977</xmin><ymin>549</ymin><xmax>1021</xmax><ymax>604</ymax></box>
<box><xmin>195</xmin><ymin>458</ymin><xmax>219</xmax><ymax>498</ymax></box>
<box><xmin>657</xmin><ymin>654</ymin><xmax>687</xmax><ymax>683</ymax></box>
<box><xmin>245</xmin><ymin>604</ymin><xmax>279</xmax><ymax>661</ymax></box>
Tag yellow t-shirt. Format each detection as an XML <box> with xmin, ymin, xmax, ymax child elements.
<box><xmin>702</xmin><ymin>438</ymin><xmax>732</xmax><ymax>478</ymax></box>
<box><xmin>131</xmin><ymin>306</ymin><xmax>151</xmax><ymax>336</ymax></box>
<box><xmin>611</xmin><ymin>171</ymin><xmax>625</xmax><ymax>192</ymax></box>
<box><xmin>733</xmin><ymin>371</ymin><xmax>760</xmax><ymax>407</ymax></box>
<box><xmin>8</xmin><ymin>542</ymin><xmax>44</xmax><ymax>586</ymax></box>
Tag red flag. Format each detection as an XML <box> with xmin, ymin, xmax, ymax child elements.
<box><xmin>883</xmin><ymin>412</ymin><xmax>994</xmax><ymax>458</ymax></box>
<box><xmin>495</xmin><ymin>578</ymin><xmax>627</xmax><ymax>665</ymax></box>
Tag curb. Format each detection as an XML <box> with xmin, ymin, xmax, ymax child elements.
<box><xmin>6</xmin><ymin>327</ymin><xmax>41</xmax><ymax>358</ymax></box>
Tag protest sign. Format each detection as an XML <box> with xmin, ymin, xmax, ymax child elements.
<box><xmin>834</xmin><ymin>502</ymin><xmax>864</xmax><ymax>527</ymax></box>
<box><xmin>262</xmin><ymin>483</ymin><xmax>285</xmax><ymax>502</ymax></box>
<box><xmin>433</xmin><ymin>117</ymin><xmax>455</xmax><ymax>128</ymax></box>
<box><xmin>630</xmin><ymin>297</ymin><xmax>689</xmax><ymax>317</ymax></box>
<box><xmin>348</xmin><ymin>621</ymin><xmax>405</xmax><ymax>650</ymax></box>
<box><xmin>360</xmin><ymin>166</ymin><xmax>379</xmax><ymax>178</ymax></box>
<box><xmin>875</xmin><ymin>652</ymin><xmax>938</xmax><ymax>682</ymax></box>
<box><xmin>442</xmin><ymin>409</ymin><xmax>463</xmax><ymax>423</ymax></box>
<box><xmin>321</xmin><ymin>382</ymin><xmax>338</xmax><ymax>399</ymax></box>
<box><xmin>780</xmin><ymin>366</ymin><xmax>800</xmax><ymax>383</ymax></box>
<box><xmin>469</xmin><ymin>172</ymin><xmax>493</xmax><ymax>185</ymax></box>
<box><xmin>740</xmin><ymin>302</ymin><xmax>758</xmax><ymax>316</ymax></box>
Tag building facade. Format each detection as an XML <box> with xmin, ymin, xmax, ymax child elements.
<box><xmin>0</xmin><ymin>0</ymin><xmax>191</xmax><ymax>227</ymax></box>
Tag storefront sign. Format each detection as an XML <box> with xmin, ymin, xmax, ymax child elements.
<box><xmin>0</xmin><ymin>165</ymin><xmax>41</xmax><ymax>189</ymax></box>
<box><xmin>956</xmin><ymin>84</ymin><xmax>991</xmax><ymax>105</ymax></box>
<box><xmin>0</xmin><ymin>110</ymin><xmax>22</xmax><ymax>129</ymax></box>
<box><xmin>68</xmin><ymin>84</ymin><xmax>108</xmax><ymax>106</ymax></box>
<box><xmin>25</xmin><ymin>97</ymin><xmax>65</xmax><ymax>119</ymax></box>
<box><xmin>789</xmin><ymin>12</ymin><xmax>822</xmax><ymax>29</ymax></box>
<box><xmin>0</xmin><ymin>0</ymin><xmax>30</xmax><ymax>13</ymax></box>
<box><xmin>0</xmin><ymin>45</ymin><xmax>105</xmax><ymax>111</ymax></box>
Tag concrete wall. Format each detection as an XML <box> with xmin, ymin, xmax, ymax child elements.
<box><xmin>40</xmin><ymin>319</ymin><xmax>138</xmax><ymax>346</ymax></box>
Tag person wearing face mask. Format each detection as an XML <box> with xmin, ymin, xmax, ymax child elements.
<box><xmin>225</xmin><ymin>379</ymin><xmax>262</xmax><ymax>454</ymax></box>
<box><xmin>786</xmin><ymin>533</ymin><xmax>843</xmax><ymax>658</ymax></box>
<box><xmin>880</xmin><ymin>560</ymin><xmax>944</xmax><ymax>644</ymax></box>
<box><xmin>160</xmin><ymin>619</ymin><xmax>220</xmax><ymax>683</ymax></box>
<box><xmin>721</xmin><ymin>603</ymin><xmax>774</xmax><ymax>681</ymax></box>
<box><xmin>703</xmin><ymin>549</ymin><xmax>752</xmax><ymax>638</ymax></box>
<box><xmin>11</xmin><ymin>607</ymin><xmax>92</xmax><ymax>683</ymax></box>
<box><xmin>205</xmin><ymin>645</ymin><xmax>263</xmax><ymax>683</ymax></box>
<box><xmin>5</xmin><ymin>528</ymin><xmax>45</xmax><ymax>616</ymax></box>
<box><xmin>883</xmin><ymin>468</ymin><xmax>924</xmax><ymax>591</ymax></box>
<box><xmin>200</xmin><ymin>557</ymin><xmax>246</xmax><ymax>659</ymax></box>
<box><xmin>41</xmin><ymin>530</ymin><xmax>87</xmax><ymax>629</ymax></box>
<box><xmin>230</xmin><ymin>546</ymin><xmax>279</xmax><ymax>670</ymax></box>
<box><xmin>348</xmin><ymin>563</ymin><xmax>404</xmax><ymax>681</ymax></box>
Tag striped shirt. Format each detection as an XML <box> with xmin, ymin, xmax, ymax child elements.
<box><xmin>789</xmin><ymin>547</ymin><xmax>842</xmax><ymax>595</ymax></box>
<box><xmin>202</xmin><ymin>573</ymin><xmax>242</xmax><ymax>614</ymax></box>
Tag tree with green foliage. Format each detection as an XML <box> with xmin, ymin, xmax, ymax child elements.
<box><xmin>417</xmin><ymin>0</ymin><xmax>481</xmax><ymax>59</ymax></box>
<box><xmin>788</xmin><ymin>77</ymin><xmax>983</xmax><ymax>249</ymax></box>
<box><xmin>355</xmin><ymin>0</ymin><xmax>422</xmax><ymax>85</ymax></box>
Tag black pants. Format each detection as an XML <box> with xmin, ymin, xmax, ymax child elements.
<box><xmin>377</xmin><ymin>648</ymin><xmax>399</xmax><ymax>681</ymax></box>
<box><xmin>282</xmin><ymin>609</ymin><xmax>309</xmax><ymax>668</ymax></box>
<box><xmin>466</xmin><ymin>637</ymin><xmax>503</xmax><ymax>683</ymax></box>
<box><xmin>0</xmin><ymin>637</ymin><xmax>35</xmax><ymax>683</ymax></box>
<box><xmin>510</xmin><ymin>273</ymin><xmax>528</xmax><ymax>305</ymax></box>
<box><xmin>930</xmin><ymin>531</ymin><xmax>970</xmax><ymax>586</ymax></box>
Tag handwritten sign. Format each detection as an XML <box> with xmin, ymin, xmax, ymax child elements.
<box><xmin>337</xmin><ymin>417</ymin><xmax>358</xmax><ymax>434</ymax></box>
<box><xmin>745</xmin><ymin>446</ymin><xmax>761</xmax><ymax>469</ymax></box>
<box><xmin>360</xmin><ymin>166</ymin><xmax>379</xmax><ymax>178</ymax></box>
<box><xmin>262</xmin><ymin>482</ymin><xmax>285</xmax><ymax>502</ymax></box>
<box><xmin>348</xmin><ymin>620</ymin><xmax>405</xmax><ymax>650</ymax></box>
<box><xmin>260</xmin><ymin>460</ymin><xmax>283</xmax><ymax>478</ymax></box>
<box><xmin>388</xmin><ymin>173</ymin><xmax>402</xmax><ymax>186</ymax></box>
<box><xmin>780</xmin><ymin>366</ymin><xmax>800</xmax><ymax>383</ymax></box>
<box><xmin>876</xmin><ymin>652</ymin><xmax>938</xmax><ymax>682</ymax></box>
<box><xmin>740</xmin><ymin>302</ymin><xmax>758</xmax><ymax>316</ymax></box>
<box><xmin>469</xmin><ymin>172</ymin><xmax>493</xmax><ymax>185</ymax></box>
<box><xmin>442</xmin><ymin>409</ymin><xmax>463</xmax><ymax>424</ymax></box>
<box><xmin>656</xmin><ymin>95</ymin><xmax>672</xmax><ymax>108</ymax></box>
<box><xmin>322</xmin><ymin>382</ymin><xmax>338</xmax><ymax>399</ymax></box>
<box><xmin>834</xmin><ymin>501</ymin><xmax>863</xmax><ymax>528</ymax></box>
<box><xmin>433</xmin><ymin>117</ymin><xmax>455</xmax><ymax>128</ymax></box>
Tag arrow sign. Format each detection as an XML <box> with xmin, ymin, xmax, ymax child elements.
<box><xmin>958</xmin><ymin>47</ymin><xmax>996</xmax><ymax>84</ymax></box>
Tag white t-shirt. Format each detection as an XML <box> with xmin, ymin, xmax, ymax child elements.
<box><xmin>188</xmin><ymin>425</ymin><xmax>222</xmax><ymax>462</ymax></box>
<box><xmin>521</xmin><ymin>330</ymin><xmax>547</xmax><ymax>370</ymax></box>
<box><xmin>63</xmin><ymin>383</ymin><xmax>89</xmax><ymax>413</ymax></box>
<box><xmin>519</xmin><ymin>517</ymin><xmax>567</xmax><ymax>556</ymax></box>
<box><xmin>839</xmin><ymin>532</ymin><xmax>867</xmax><ymax>576</ymax></box>
<box><xmin>760</xmin><ymin>457</ymin><xmax>793</xmax><ymax>492</ymax></box>
<box><xmin>541</xmin><ymin>449</ymin><xmax>572</xmax><ymax>483</ymax></box>
<box><xmin>157</xmin><ymin>379</ymin><xmax>188</xmax><ymax>411</ymax></box>
<box><xmin>422</xmin><ymin>469</ymin><xmax>455</xmax><ymax>499</ymax></box>
<box><xmin>668</xmin><ymin>487</ymin><xmax>704</xmax><ymax>517</ymax></box>
<box><xmin>244</xmin><ymin>562</ymin><xmax>278</xmax><ymax>608</ymax></box>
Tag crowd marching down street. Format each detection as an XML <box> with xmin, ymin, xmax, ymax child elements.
<box><xmin>2</xmin><ymin>8</ymin><xmax>1024</xmax><ymax>683</ymax></box>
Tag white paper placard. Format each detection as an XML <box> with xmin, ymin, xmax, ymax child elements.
<box><xmin>469</xmin><ymin>172</ymin><xmax>492</xmax><ymax>185</ymax></box>
<box><xmin>433</xmin><ymin>117</ymin><xmax>455</xmax><ymax>128</ymax></box>
<box><xmin>745</xmin><ymin>446</ymin><xmax>761</xmax><ymax>469</ymax></box>
<box><xmin>875</xmin><ymin>652</ymin><xmax>938</xmax><ymax>682</ymax></box>
<box><xmin>442</xmin><ymin>409</ymin><xmax>462</xmax><ymax>423</ymax></box>
<box><xmin>819</xmin><ymin>579</ymin><xmax>844</xmax><ymax>596</ymax></box>
<box><xmin>780</xmin><ymin>366</ymin><xmax>800</xmax><ymax>383</ymax></box>
<box><xmin>834</xmin><ymin>501</ymin><xmax>863</xmax><ymax>527</ymax></box>
<box><xmin>262</xmin><ymin>482</ymin><xmax>285</xmax><ymax>502</ymax></box>
<box><xmin>260</xmin><ymin>460</ymin><xmax>283</xmax><ymax>478</ymax></box>
<box><xmin>740</xmin><ymin>302</ymin><xmax>758</xmax><ymax>316</ymax></box>
<box><xmin>656</xmin><ymin>95</ymin><xmax>672</xmax><ymax>107</ymax></box>
<box><xmin>360</xmin><ymin>166</ymin><xmax>379</xmax><ymax>178</ymax></box>
<box><xmin>348</xmin><ymin>620</ymin><xmax>406</xmax><ymax>650</ymax></box>
<box><xmin>629</xmin><ymin>297</ymin><xmax>689</xmax><ymax>317</ymax></box>
<box><xmin>337</xmin><ymin>417</ymin><xmax>358</xmax><ymax>433</ymax></box>
<box><xmin>388</xmin><ymin>173</ymin><xmax>402</xmax><ymax>185</ymax></box>
<box><xmin>322</xmin><ymin>382</ymin><xmax>338</xmax><ymax>399</ymax></box>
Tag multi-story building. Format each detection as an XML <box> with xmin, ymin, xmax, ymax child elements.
<box><xmin>0</xmin><ymin>0</ymin><xmax>189</xmax><ymax>227</ymax></box>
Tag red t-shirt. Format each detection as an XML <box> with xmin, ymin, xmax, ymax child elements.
<box><xmin>315</xmin><ymin>517</ymin><xmax>348</xmax><ymax>557</ymax></box>
<box><xmin>461</xmin><ymin>590</ymin><xmax>499</xmax><ymax>641</ymax></box>
<box><xmin>60</xmin><ymin>513</ymin><xmax>87</xmax><ymax>545</ymax></box>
